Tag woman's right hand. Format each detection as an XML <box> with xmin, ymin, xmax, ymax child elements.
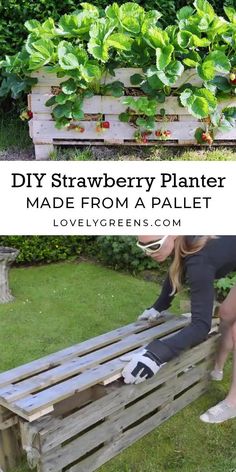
<box><xmin>137</xmin><ymin>307</ymin><xmax>162</xmax><ymax>322</ymax></box>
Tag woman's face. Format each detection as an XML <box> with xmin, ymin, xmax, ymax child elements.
<box><xmin>137</xmin><ymin>235</ymin><xmax>176</xmax><ymax>262</ymax></box>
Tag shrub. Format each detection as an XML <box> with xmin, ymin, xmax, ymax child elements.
<box><xmin>93</xmin><ymin>236</ymin><xmax>168</xmax><ymax>273</ymax></box>
<box><xmin>215</xmin><ymin>272</ymin><xmax>236</xmax><ymax>301</ymax></box>
<box><xmin>0</xmin><ymin>236</ymin><xmax>92</xmax><ymax>264</ymax></box>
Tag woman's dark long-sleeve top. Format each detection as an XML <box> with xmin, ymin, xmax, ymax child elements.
<box><xmin>146</xmin><ymin>236</ymin><xmax>236</xmax><ymax>364</ymax></box>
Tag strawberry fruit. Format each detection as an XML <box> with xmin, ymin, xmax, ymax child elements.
<box><xmin>102</xmin><ymin>121</ymin><xmax>110</xmax><ymax>129</ymax></box>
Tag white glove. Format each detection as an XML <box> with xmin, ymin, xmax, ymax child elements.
<box><xmin>121</xmin><ymin>349</ymin><xmax>161</xmax><ymax>384</ymax></box>
<box><xmin>137</xmin><ymin>307</ymin><xmax>161</xmax><ymax>322</ymax></box>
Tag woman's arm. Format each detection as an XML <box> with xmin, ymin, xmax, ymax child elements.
<box><xmin>145</xmin><ymin>254</ymin><xmax>216</xmax><ymax>364</ymax></box>
<box><xmin>151</xmin><ymin>273</ymin><xmax>175</xmax><ymax>312</ymax></box>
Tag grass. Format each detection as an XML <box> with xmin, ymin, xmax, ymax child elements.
<box><xmin>49</xmin><ymin>145</ymin><xmax>236</xmax><ymax>162</ymax></box>
<box><xmin>1</xmin><ymin>260</ymin><xmax>235</xmax><ymax>472</ymax></box>
<box><xmin>0</xmin><ymin>113</ymin><xmax>31</xmax><ymax>151</ymax></box>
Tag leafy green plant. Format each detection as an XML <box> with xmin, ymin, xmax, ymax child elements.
<box><xmin>0</xmin><ymin>236</ymin><xmax>91</xmax><ymax>264</ymax></box>
<box><xmin>94</xmin><ymin>236</ymin><xmax>161</xmax><ymax>273</ymax></box>
<box><xmin>215</xmin><ymin>272</ymin><xmax>236</xmax><ymax>300</ymax></box>
<box><xmin>0</xmin><ymin>0</ymin><xmax>236</xmax><ymax>141</ymax></box>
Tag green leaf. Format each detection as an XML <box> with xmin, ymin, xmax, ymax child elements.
<box><xmin>72</xmin><ymin>96</ymin><xmax>84</xmax><ymax>120</ymax></box>
<box><xmin>45</xmin><ymin>96</ymin><xmax>57</xmax><ymax>107</ymax></box>
<box><xmin>88</xmin><ymin>19</ymin><xmax>114</xmax><ymax>62</ymax></box>
<box><xmin>119</xmin><ymin>3</ymin><xmax>144</xmax><ymax>34</ymax></box>
<box><xmin>223</xmin><ymin>107</ymin><xmax>236</xmax><ymax>119</ymax></box>
<box><xmin>156</xmin><ymin>45</ymin><xmax>174</xmax><ymax>70</ymax></box>
<box><xmin>144</xmin><ymin>27</ymin><xmax>168</xmax><ymax>49</ymax></box>
<box><xmin>58</xmin><ymin>41</ymin><xmax>87</xmax><ymax>70</ymax></box>
<box><xmin>103</xmin><ymin>81</ymin><xmax>124</xmax><ymax>97</ymax></box>
<box><xmin>28</xmin><ymin>39</ymin><xmax>54</xmax><ymax>70</ymax></box>
<box><xmin>224</xmin><ymin>6</ymin><xmax>236</xmax><ymax>24</ymax></box>
<box><xmin>105</xmin><ymin>4</ymin><xmax>120</xmax><ymax>25</ymax></box>
<box><xmin>146</xmin><ymin>66</ymin><xmax>164</xmax><ymax>90</ymax></box>
<box><xmin>196</xmin><ymin>88</ymin><xmax>217</xmax><ymax>110</ymax></box>
<box><xmin>177</xmin><ymin>6</ymin><xmax>194</xmax><ymax>20</ymax></box>
<box><xmin>193</xmin><ymin>0</ymin><xmax>215</xmax><ymax>20</ymax></box>
<box><xmin>191</xmin><ymin>96</ymin><xmax>209</xmax><ymax>118</ymax></box>
<box><xmin>107</xmin><ymin>33</ymin><xmax>133</xmax><ymax>51</ymax></box>
<box><xmin>183</xmin><ymin>51</ymin><xmax>201</xmax><ymax>68</ymax></box>
<box><xmin>207</xmin><ymin>51</ymin><xmax>231</xmax><ymax>73</ymax></box>
<box><xmin>61</xmin><ymin>79</ymin><xmax>77</xmax><ymax>95</ymax></box>
<box><xmin>55</xmin><ymin>92</ymin><xmax>70</xmax><ymax>104</ymax></box>
<box><xmin>177</xmin><ymin>31</ymin><xmax>192</xmax><ymax>48</ymax></box>
<box><xmin>141</xmin><ymin>10</ymin><xmax>162</xmax><ymax>35</ymax></box>
<box><xmin>197</xmin><ymin>60</ymin><xmax>215</xmax><ymax>81</ymax></box>
<box><xmin>192</xmin><ymin>35</ymin><xmax>211</xmax><ymax>47</ymax></box>
<box><xmin>119</xmin><ymin>112</ymin><xmax>130</xmax><ymax>122</ymax></box>
<box><xmin>209</xmin><ymin>76</ymin><xmax>231</xmax><ymax>93</ymax></box>
<box><xmin>180</xmin><ymin>88</ymin><xmax>194</xmax><ymax>107</ymax></box>
<box><xmin>53</xmin><ymin>102</ymin><xmax>73</xmax><ymax>119</ymax></box>
<box><xmin>157</xmin><ymin>60</ymin><xmax>184</xmax><ymax>86</ymax></box>
<box><xmin>24</xmin><ymin>20</ymin><xmax>41</xmax><ymax>32</ymax></box>
<box><xmin>121</xmin><ymin>17</ymin><xmax>140</xmax><ymax>34</ymax></box>
<box><xmin>55</xmin><ymin>117</ymin><xmax>71</xmax><ymax>129</ymax></box>
<box><xmin>80</xmin><ymin>3</ymin><xmax>99</xmax><ymax>14</ymax></box>
<box><xmin>80</xmin><ymin>64</ymin><xmax>102</xmax><ymax>82</ymax></box>
<box><xmin>130</xmin><ymin>74</ymin><xmax>144</xmax><ymax>85</ymax></box>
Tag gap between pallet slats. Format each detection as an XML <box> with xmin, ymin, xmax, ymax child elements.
<box><xmin>39</xmin><ymin>361</ymin><xmax>212</xmax><ymax>472</ymax></box>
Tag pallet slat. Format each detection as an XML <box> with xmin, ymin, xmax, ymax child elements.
<box><xmin>0</xmin><ymin>320</ymin><xmax>160</xmax><ymax>388</ymax></box>
<box><xmin>31</xmin><ymin>68</ymin><xmax>205</xmax><ymax>89</ymax></box>
<box><xmin>4</xmin><ymin>317</ymin><xmax>190</xmax><ymax>419</ymax></box>
<box><xmin>0</xmin><ymin>316</ymin><xmax>182</xmax><ymax>404</ymax></box>
<box><xmin>30</xmin><ymin>93</ymin><xmax>236</xmax><ymax>116</ymax></box>
<box><xmin>31</xmin><ymin>119</ymin><xmax>236</xmax><ymax>144</ymax></box>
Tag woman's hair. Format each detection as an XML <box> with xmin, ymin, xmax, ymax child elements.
<box><xmin>169</xmin><ymin>236</ymin><xmax>216</xmax><ymax>294</ymax></box>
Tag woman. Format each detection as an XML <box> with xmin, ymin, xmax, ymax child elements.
<box><xmin>121</xmin><ymin>235</ymin><xmax>236</xmax><ymax>424</ymax></box>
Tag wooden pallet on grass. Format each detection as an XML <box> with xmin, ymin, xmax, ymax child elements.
<box><xmin>0</xmin><ymin>313</ymin><xmax>219</xmax><ymax>471</ymax></box>
<box><xmin>28</xmin><ymin>68</ymin><xmax>236</xmax><ymax>159</ymax></box>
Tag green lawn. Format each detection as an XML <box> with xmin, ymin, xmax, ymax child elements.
<box><xmin>1</xmin><ymin>261</ymin><xmax>235</xmax><ymax>472</ymax></box>
<box><xmin>0</xmin><ymin>113</ymin><xmax>32</xmax><ymax>151</ymax></box>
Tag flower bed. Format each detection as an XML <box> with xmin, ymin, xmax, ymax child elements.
<box><xmin>0</xmin><ymin>1</ymin><xmax>236</xmax><ymax>158</ymax></box>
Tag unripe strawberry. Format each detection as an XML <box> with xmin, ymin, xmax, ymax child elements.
<box><xmin>142</xmin><ymin>137</ymin><xmax>147</xmax><ymax>143</ymax></box>
<box><xmin>165</xmin><ymin>130</ymin><xmax>171</xmax><ymax>137</ymax></box>
<box><xmin>230</xmin><ymin>73</ymin><xmax>236</xmax><ymax>81</ymax></box>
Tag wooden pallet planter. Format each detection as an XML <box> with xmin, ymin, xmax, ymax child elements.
<box><xmin>0</xmin><ymin>314</ymin><xmax>219</xmax><ymax>472</ymax></box>
<box><xmin>29</xmin><ymin>68</ymin><xmax>236</xmax><ymax>159</ymax></box>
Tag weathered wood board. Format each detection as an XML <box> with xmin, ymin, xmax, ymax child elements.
<box><xmin>0</xmin><ymin>315</ymin><xmax>219</xmax><ymax>472</ymax></box>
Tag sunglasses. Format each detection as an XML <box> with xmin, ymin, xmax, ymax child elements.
<box><xmin>136</xmin><ymin>236</ymin><xmax>168</xmax><ymax>254</ymax></box>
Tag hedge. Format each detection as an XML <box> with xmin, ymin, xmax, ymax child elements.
<box><xmin>0</xmin><ymin>236</ymin><xmax>161</xmax><ymax>273</ymax></box>
<box><xmin>0</xmin><ymin>236</ymin><xmax>89</xmax><ymax>264</ymax></box>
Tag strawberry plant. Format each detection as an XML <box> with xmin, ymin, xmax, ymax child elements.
<box><xmin>0</xmin><ymin>0</ymin><xmax>235</xmax><ymax>140</ymax></box>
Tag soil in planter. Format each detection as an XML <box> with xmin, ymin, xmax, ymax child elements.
<box><xmin>124</xmin><ymin>87</ymin><xmax>146</xmax><ymax>96</ymax></box>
